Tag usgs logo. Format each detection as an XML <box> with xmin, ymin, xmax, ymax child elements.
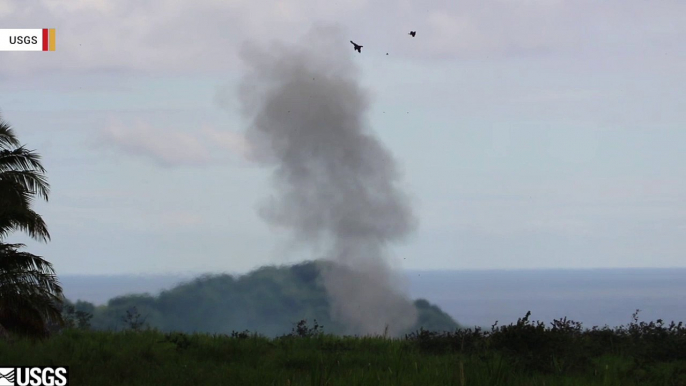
<box><xmin>0</xmin><ymin>367</ymin><xmax>69</xmax><ymax>386</ymax></box>
<box><xmin>0</xmin><ymin>29</ymin><xmax>55</xmax><ymax>51</ymax></box>
<box><xmin>8</xmin><ymin>36</ymin><xmax>39</xmax><ymax>45</ymax></box>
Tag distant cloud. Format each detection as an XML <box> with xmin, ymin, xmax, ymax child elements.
<box><xmin>96</xmin><ymin>120</ymin><xmax>251</xmax><ymax>167</ymax></box>
<box><xmin>47</xmin><ymin>203</ymin><xmax>205</xmax><ymax>232</ymax></box>
<box><xmin>201</xmin><ymin>126</ymin><xmax>252</xmax><ymax>160</ymax></box>
<box><xmin>98</xmin><ymin>121</ymin><xmax>212</xmax><ymax>167</ymax></box>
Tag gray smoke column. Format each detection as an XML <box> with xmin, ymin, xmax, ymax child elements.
<box><xmin>237</xmin><ymin>25</ymin><xmax>418</xmax><ymax>336</ymax></box>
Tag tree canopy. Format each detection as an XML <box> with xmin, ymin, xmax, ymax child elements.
<box><xmin>76</xmin><ymin>260</ymin><xmax>460</xmax><ymax>337</ymax></box>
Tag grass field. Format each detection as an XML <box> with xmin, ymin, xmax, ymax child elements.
<box><xmin>1</xmin><ymin>311</ymin><xmax>685</xmax><ymax>385</ymax></box>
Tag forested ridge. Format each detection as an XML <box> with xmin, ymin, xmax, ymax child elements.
<box><xmin>65</xmin><ymin>260</ymin><xmax>460</xmax><ymax>337</ymax></box>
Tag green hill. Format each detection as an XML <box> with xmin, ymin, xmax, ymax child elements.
<box><xmin>67</xmin><ymin>260</ymin><xmax>460</xmax><ymax>337</ymax></box>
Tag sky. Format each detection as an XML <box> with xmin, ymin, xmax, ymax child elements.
<box><xmin>0</xmin><ymin>0</ymin><xmax>685</xmax><ymax>275</ymax></box>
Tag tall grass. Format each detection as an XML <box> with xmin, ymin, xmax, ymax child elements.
<box><xmin>0</xmin><ymin>311</ymin><xmax>684</xmax><ymax>385</ymax></box>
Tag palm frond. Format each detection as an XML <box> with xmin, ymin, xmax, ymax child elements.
<box><xmin>0</xmin><ymin>244</ymin><xmax>61</xmax><ymax>293</ymax></box>
<box><xmin>0</xmin><ymin>118</ymin><xmax>20</xmax><ymax>149</ymax></box>
<box><xmin>0</xmin><ymin>206</ymin><xmax>50</xmax><ymax>242</ymax></box>
<box><xmin>0</xmin><ymin>293</ymin><xmax>62</xmax><ymax>337</ymax></box>
<box><xmin>0</xmin><ymin>147</ymin><xmax>47</xmax><ymax>174</ymax></box>
<box><xmin>0</xmin><ymin>243</ymin><xmax>63</xmax><ymax>338</ymax></box>
<box><xmin>0</xmin><ymin>178</ymin><xmax>49</xmax><ymax>243</ymax></box>
<box><xmin>0</xmin><ymin>178</ymin><xmax>34</xmax><ymax>207</ymax></box>
<box><xmin>0</xmin><ymin>170</ymin><xmax>50</xmax><ymax>201</ymax></box>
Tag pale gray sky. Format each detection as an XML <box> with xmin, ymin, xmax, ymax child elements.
<box><xmin>0</xmin><ymin>0</ymin><xmax>685</xmax><ymax>274</ymax></box>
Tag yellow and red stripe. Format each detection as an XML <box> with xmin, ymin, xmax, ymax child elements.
<box><xmin>42</xmin><ymin>29</ymin><xmax>56</xmax><ymax>51</ymax></box>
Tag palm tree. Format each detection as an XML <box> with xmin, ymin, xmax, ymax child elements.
<box><xmin>0</xmin><ymin>114</ymin><xmax>63</xmax><ymax>338</ymax></box>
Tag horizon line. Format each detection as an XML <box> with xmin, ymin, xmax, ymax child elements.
<box><xmin>57</xmin><ymin>266</ymin><xmax>686</xmax><ymax>277</ymax></box>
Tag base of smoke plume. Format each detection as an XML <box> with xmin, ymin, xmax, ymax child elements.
<box><xmin>319</xmin><ymin>259</ymin><xmax>418</xmax><ymax>336</ymax></box>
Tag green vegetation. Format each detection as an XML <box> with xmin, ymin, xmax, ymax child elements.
<box><xmin>1</xmin><ymin>310</ymin><xmax>684</xmax><ymax>385</ymax></box>
<box><xmin>66</xmin><ymin>260</ymin><xmax>460</xmax><ymax>337</ymax></box>
<box><xmin>0</xmin><ymin>115</ymin><xmax>63</xmax><ymax>339</ymax></box>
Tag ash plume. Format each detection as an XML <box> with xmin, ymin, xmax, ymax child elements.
<box><xmin>236</xmin><ymin>25</ymin><xmax>418</xmax><ymax>336</ymax></box>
